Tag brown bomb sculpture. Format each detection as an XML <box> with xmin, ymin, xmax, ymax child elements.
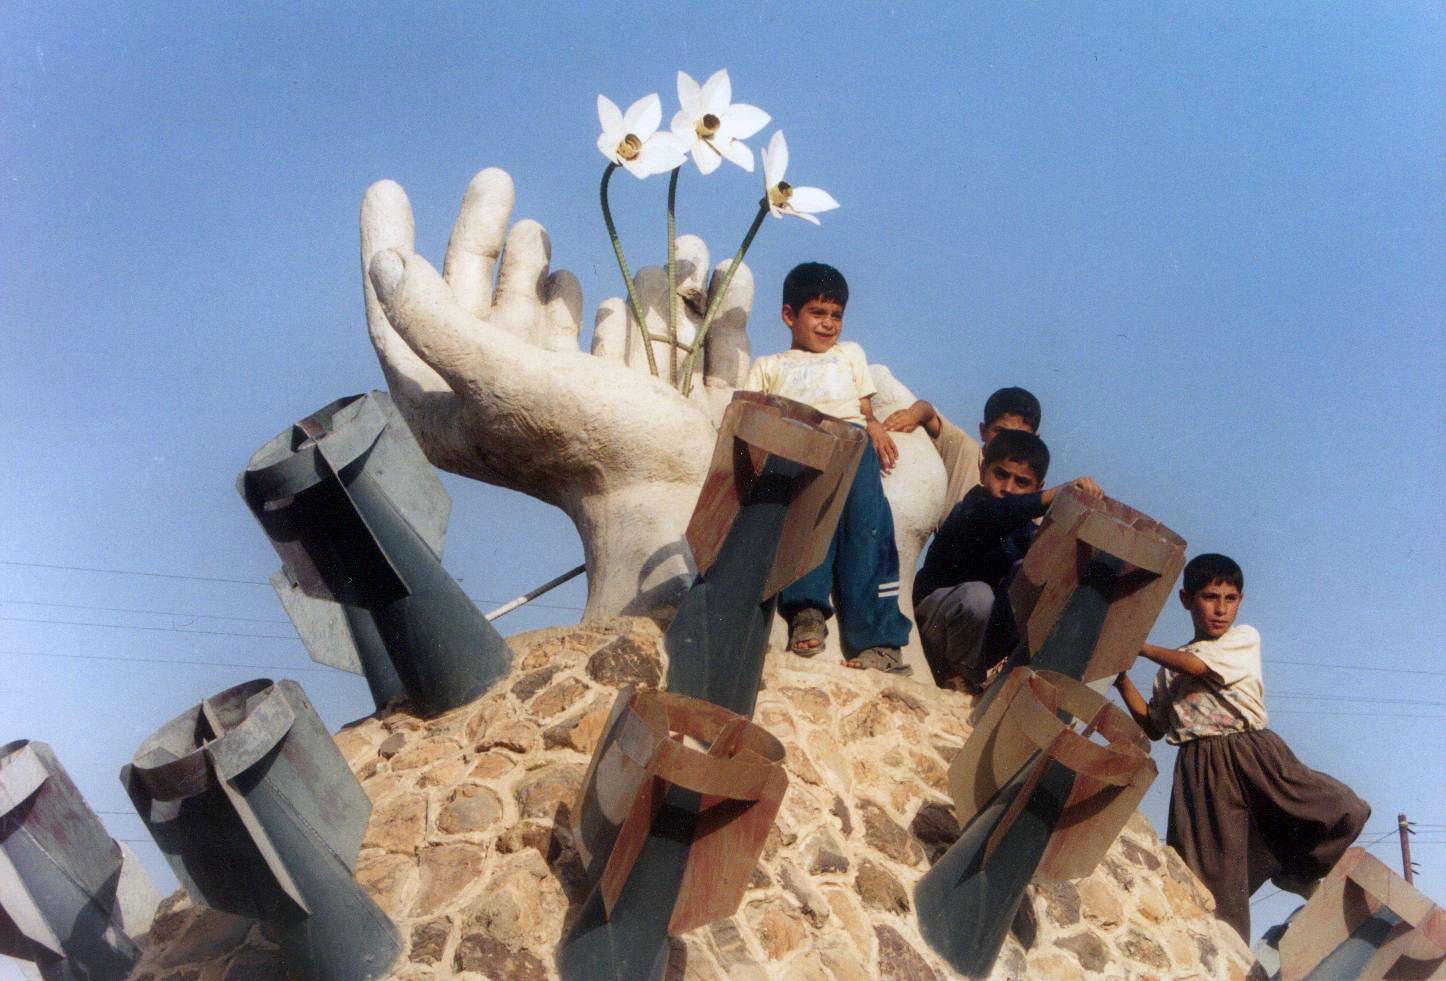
<box><xmin>916</xmin><ymin>668</ymin><xmax>1157</xmax><ymax>976</ymax></box>
<box><xmin>1277</xmin><ymin>847</ymin><xmax>1446</xmax><ymax>981</ymax></box>
<box><xmin>1009</xmin><ymin>487</ymin><xmax>1186</xmax><ymax>683</ymax></box>
<box><xmin>573</xmin><ymin>686</ymin><xmax>788</xmax><ymax>936</ymax></box>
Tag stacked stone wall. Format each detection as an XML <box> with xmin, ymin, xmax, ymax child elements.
<box><xmin>130</xmin><ymin>619</ymin><xmax>1254</xmax><ymax>980</ymax></box>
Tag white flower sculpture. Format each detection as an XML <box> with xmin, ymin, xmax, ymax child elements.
<box><xmin>596</xmin><ymin>93</ymin><xmax>687</xmax><ymax>178</ymax></box>
<box><xmin>670</xmin><ymin>69</ymin><xmax>770</xmax><ymax>174</ymax></box>
<box><xmin>594</xmin><ymin>69</ymin><xmax>836</xmax><ymax>393</ymax></box>
<box><xmin>761</xmin><ymin>131</ymin><xmax>840</xmax><ymax>225</ymax></box>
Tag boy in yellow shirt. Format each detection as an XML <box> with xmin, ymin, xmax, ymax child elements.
<box><xmin>744</xmin><ymin>262</ymin><xmax>912</xmax><ymax>674</ymax></box>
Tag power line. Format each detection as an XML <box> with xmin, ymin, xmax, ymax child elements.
<box><xmin>0</xmin><ymin>559</ymin><xmax>269</xmax><ymax>586</ymax></box>
<box><xmin>1270</xmin><ymin>691</ymin><xmax>1446</xmax><ymax>707</ymax></box>
<box><xmin>1</xmin><ymin>558</ymin><xmax>586</xmax><ymax>613</ymax></box>
<box><xmin>3</xmin><ymin>598</ymin><xmax>290</xmax><ymax>625</ymax></box>
<box><xmin>0</xmin><ymin>649</ymin><xmax>331</xmax><ymax>673</ymax></box>
<box><xmin>0</xmin><ymin>615</ymin><xmax>300</xmax><ymax>641</ymax></box>
<box><xmin>1266</xmin><ymin>657</ymin><xmax>1446</xmax><ymax>677</ymax></box>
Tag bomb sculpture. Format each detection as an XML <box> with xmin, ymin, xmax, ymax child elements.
<box><xmin>916</xmin><ymin>668</ymin><xmax>1156</xmax><ymax>976</ymax></box>
<box><xmin>559</xmin><ymin>688</ymin><xmax>787</xmax><ymax>980</ymax></box>
<box><xmin>121</xmin><ymin>679</ymin><xmax>401</xmax><ymax>980</ymax></box>
<box><xmin>1275</xmin><ymin>847</ymin><xmax>1446</xmax><ymax>981</ymax></box>
<box><xmin>666</xmin><ymin>390</ymin><xmax>866</xmax><ymax>715</ymax></box>
<box><xmin>1</xmin><ymin>740</ymin><xmax>160</xmax><ymax>980</ymax></box>
<box><xmin>559</xmin><ymin>391</ymin><xmax>854</xmax><ymax>979</ymax></box>
<box><xmin>240</xmin><ymin>390</ymin><xmax>512</xmax><ymax>716</ymax></box>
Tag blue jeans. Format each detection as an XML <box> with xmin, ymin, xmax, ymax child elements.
<box><xmin>779</xmin><ymin>437</ymin><xmax>912</xmax><ymax>657</ymax></box>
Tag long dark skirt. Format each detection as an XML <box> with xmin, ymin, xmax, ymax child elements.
<box><xmin>1167</xmin><ymin>728</ymin><xmax>1370</xmax><ymax>940</ymax></box>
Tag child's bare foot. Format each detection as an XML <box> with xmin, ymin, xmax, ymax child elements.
<box><xmin>787</xmin><ymin>608</ymin><xmax>828</xmax><ymax>657</ymax></box>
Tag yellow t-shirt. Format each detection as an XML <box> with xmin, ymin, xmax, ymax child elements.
<box><xmin>743</xmin><ymin>341</ymin><xmax>875</xmax><ymax>424</ymax></box>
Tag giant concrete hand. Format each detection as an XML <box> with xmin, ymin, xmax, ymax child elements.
<box><xmin>361</xmin><ymin>168</ymin><xmax>947</xmax><ymax>637</ymax></box>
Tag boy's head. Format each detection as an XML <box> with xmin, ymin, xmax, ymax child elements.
<box><xmin>978</xmin><ymin>429</ymin><xmax>1049</xmax><ymax>498</ymax></box>
<box><xmin>1179</xmin><ymin>553</ymin><xmax>1244</xmax><ymax>641</ymax></box>
<box><xmin>980</xmin><ymin>387</ymin><xmax>1042</xmax><ymax>445</ymax></box>
<box><xmin>781</xmin><ymin>262</ymin><xmax>848</xmax><ymax>353</ymax></box>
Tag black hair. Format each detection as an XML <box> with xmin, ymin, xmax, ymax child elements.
<box><xmin>981</xmin><ymin>429</ymin><xmax>1049</xmax><ymax>483</ymax></box>
<box><xmin>983</xmin><ymin>387</ymin><xmax>1042</xmax><ymax>431</ymax></box>
<box><xmin>782</xmin><ymin>262</ymin><xmax>849</xmax><ymax>311</ymax></box>
<box><xmin>1182</xmin><ymin>553</ymin><xmax>1244</xmax><ymax>595</ymax></box>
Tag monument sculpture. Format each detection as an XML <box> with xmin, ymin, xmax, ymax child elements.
<box><xmin>557</xmin><ymin>393</ymin><xmax>857</xmax><ymax>978</ymax></box>
<box><xmin>916</xmin><ymin>668</ymin><xmax>1155</xmax><ymax>975</ymax></box>
<box><xmin>1275</xmin><ymin>847</ymin><xmax>1446</xmax><ymax>981</ymax></box>
<box><xmin>916</xmin><ymin>486</ymin><xmax>1178</xmax><ymax>976</ymax></box>
<box><xmin>667</xmin><ymin>391</ymin><xmax>866</xmax><ymax>714</ymax></box>
<box><xmin>240</xmin><ymin>390</ymin><xmax>512</xmax><ymax>716</ymax></box>
<box><xmin>0</xmin><ymin>740</ymin><xmax>159</xmax><ymax>980</ymax></box>
<box><xmin>357</xmin><ymin>168</ymin><xmax>950</xmax><ymax>644</ymax></box>
<box><xmin>121</xmin><ymin>679</ymin><xmax>401</xmax><ymax>980</ymax></box>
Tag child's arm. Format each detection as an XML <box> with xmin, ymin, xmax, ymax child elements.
<box><xmin>1113</xmin><ymin>673</ymin><xmax>1165</xmax><ymax>741</ymax></box>
<box><xmin>1040</xmin><ymin>476</ymin><xmax>1104</xmax><ymax>507</ymax></box>
<box><xmin>1137</xmin><ymin>642</ymin><xmax>1226</xmax><ymax>685</ymax></box>
<box><xmin>860</xmin><ymin>396</ymin><xmax>899</xmax><ymax>473</ymax></box>
<box><xmin>882</xmin><ymin>399</ymin><xmax>942</xmax><ymax>437</ymax></box>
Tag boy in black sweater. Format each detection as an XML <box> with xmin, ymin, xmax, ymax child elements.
<box><xmin>913</xmin><ymin>430</ymin><xmax>1102</xmax><ymax>689</ymax></box>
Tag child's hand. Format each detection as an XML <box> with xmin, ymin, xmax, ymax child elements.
<box><xmin>866</xmin><ymin>419</ymin><xmax>899</xmax><ymax>473</ymax></box>
<box><xmin>882</xmin><ymin>399</ymin><xmax>938</xmax><ymax>436</ymax></box>
<box><xmin>1068</xmin><ymin>476</ymin><xmax>1104</xmax><ymax>498</ymax></box>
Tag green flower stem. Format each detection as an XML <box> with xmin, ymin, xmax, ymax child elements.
<box><xmin>666</xmin><ymin>166</ymin><xmax>681</xmax><ymax>384</ymax></box>
<box><xmin>599</xmin><ymin>163</ymin><xmax>659</xmax><ymax>377</ymax></box>
<box><xmin>679</xmin><ymin>200</ymin><xmax>769</xmax><ymax>397</ymax></box>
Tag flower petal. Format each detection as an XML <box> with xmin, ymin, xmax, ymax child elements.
<box><xmin>787</xmin><ymin>186</ymin><xmax>840</xmax><ymax>214</ymax></box>
<box><xmin>792</xmin><ymin>210</ymin><xmax>822</xmax><ymax>225</ymax></box>
<box><xmin>692</xmin><ymin>142</ymin><xmax>723</xmax><ymax>174</ymax></box>
<box><xmin>624</xmin><ymin>93</ymin><xmax>661</xmax><ymax>139</ymax></box>
<box><xmin>671</xmin><ymin>110</ymin><xmax>695</xmax><ymax>142</ymax></box>
<box><xmin>635</xmin><ymin>133</ymin><xmax>688</xmax><ymax>175</ymax></box>
<box><xmin>699</xmin><ymin>68</ymin><xmax>731</xmax><ymax>115</ymax></box>
<box><xmin>597</xmin><ymin>94</ymin><xmax>623</xmax><ymax>137</ymax></box>
<box><xmin>676</xmin><ymin>71</ymin><xmax>701</xmax><ymax>115</ymax></box>
<box><xmin>720</xmin><ymin>139</ymin><xmax>755</xmax><ymax>172</ymax></box>
<box><xmin>763</xmin><ymin>131</ymin><xmax>788</xmax><ymax>186</ymax></box>
<box><xmin>720</xmin><ymin>103</ymin><xmax>770</xmax><ymax>142</ymax></box>
<box><xmin>597</xmin><ymin>131</ymin><xmax>622</xmax><ymax>164</ymax></box>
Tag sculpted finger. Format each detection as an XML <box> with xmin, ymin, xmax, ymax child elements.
<box><xmin>492</xmin><ymin>219</ymin><xmax>551</xmax><ymax>340</ymax></box>
<box><xmin>443</xmin><ymin>168</ymin><xmax>515</xmax><ymax>321</ymax></box>
<box><xmin>537</xmin><ymin>269</ymin><xmax>582</xmax><ymax>352</ymax></box>
<box><xmin>591</xmin><ymin>297</ymin><xmax>632</xmax><ymax>362</ymax></box>
<box><xmin>702</xmin><ymin>258</ymin><xmax>754</xmax><ymax>390</ymax></box>
<box><xmin>361</xmin><ymin>180</ymin><xmax>448</xmax><ymax>392</ymax></box>
<box><xmin>632</xmin><ymin>265</ymin><xmax>676</xmax><ymax>377</ymax></box>
<box><xmin>369</xmin><ymin>248</ymin><xmax>486</xmax><ymax>396</ymax></box>
<box><xmin>672</xmin><ymin>234</ymin><xmax>711</xmax><ymax>348</ymax></box>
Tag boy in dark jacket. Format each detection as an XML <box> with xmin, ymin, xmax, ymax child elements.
<box><xmin>913</xmin><ymin>429</ymin><xmax>1101</xmax><ymax>689</ymax></box>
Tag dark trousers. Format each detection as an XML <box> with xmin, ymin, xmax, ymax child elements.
<box><xmin>779</xmin><ymin>438</ymin><xmax>912</xmax><ymax>657</ymax></box>
<box><xmin>1168</xmin><ymin>728</ymin><xmax>1370</xmax><ymax>940</ymax></box>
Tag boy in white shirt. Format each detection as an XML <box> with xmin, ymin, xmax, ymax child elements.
<box><xmin>1114</xmin><ymin>553</ymin><xmax>1370</xmax><ymax>940</ymax></box>
<box><xmin>743</xmin><ymin>263</ymin><xmax>912</xmax><ymax>674</ymax></box>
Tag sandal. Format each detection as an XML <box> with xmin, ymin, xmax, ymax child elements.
<box><xmin>845</xmin><ymin>646</ymin><xmax>913</xmax><ymax>676</ymax></box>
<box><xmin>787</xmin><ymin>608</ymin><xmax>828</xmax><ymax>657</ymax></box>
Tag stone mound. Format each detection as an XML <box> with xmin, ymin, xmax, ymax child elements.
<box><xmin>128</xmin><ymin>617</ymin><xmax>1253</xmax><ymax>979</ymax></box>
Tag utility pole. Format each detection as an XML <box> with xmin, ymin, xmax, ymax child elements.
<box><xmin>1398</xmin><ymin>813</ymin><xmax>1414</xmax><ymax>884</ymax></box>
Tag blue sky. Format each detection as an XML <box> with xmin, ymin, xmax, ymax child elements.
<box><xmin>2</xmin><ymin>2</ymin><xmax>1442</xmax><ymax>966</ymax></box>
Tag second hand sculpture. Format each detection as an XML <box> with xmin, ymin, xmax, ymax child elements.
<box><xmin>557</xmin><ymin>392</ymin><xmax>863</xmax><ymax>980</ymax></box>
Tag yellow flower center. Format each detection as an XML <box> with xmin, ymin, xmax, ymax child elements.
<box><xmin>696</xmin><ymin>114</ymin><xmax>721</xmax><ymax>139</ymax></box>
<box><xmin>768</xmin><ymin>181</ymin><xmax>793</xmax><ymax>208</ymax></box>
<box><xmin>617</xmin><ymin>133</ymin><xmax>642</xmax><ymax>161</ymax></box>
